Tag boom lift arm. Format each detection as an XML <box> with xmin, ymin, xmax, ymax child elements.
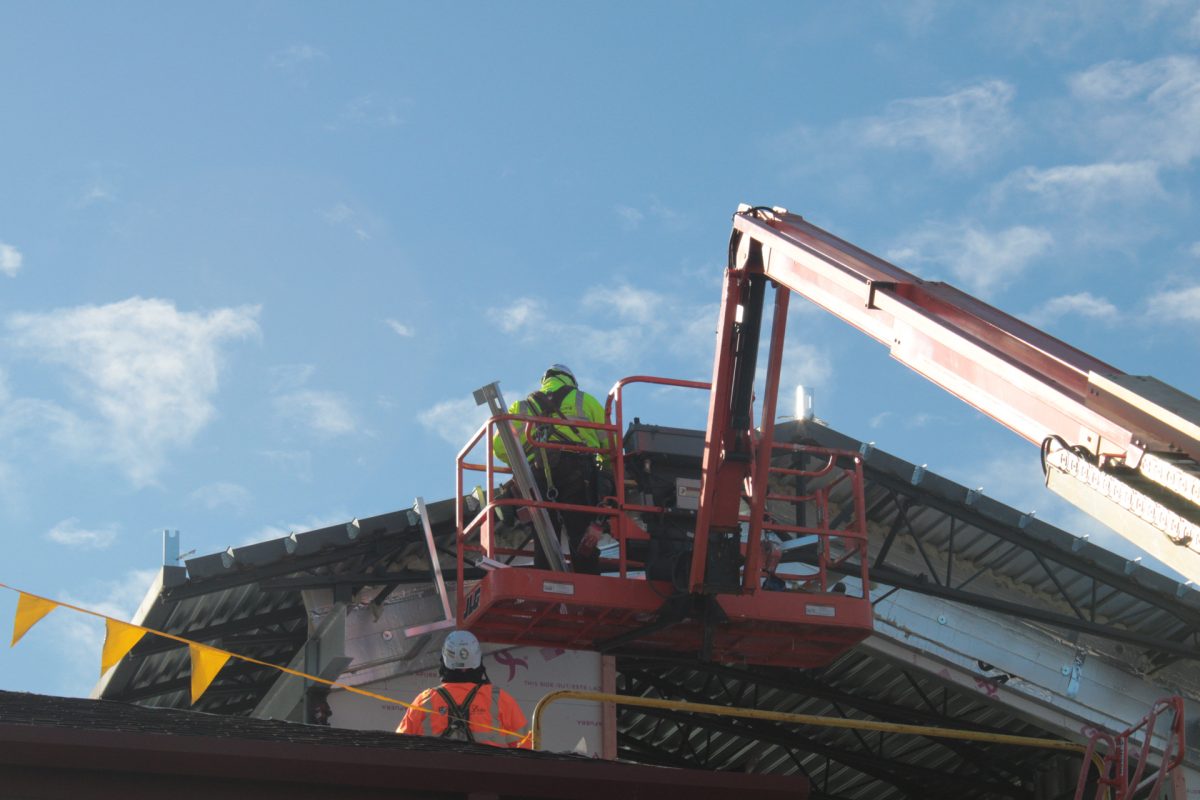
<box><xmin>455</xmin><ymin>202</ymin><xmax>1197</xmax><ymax>664</ymax></box>
<box><xmin>725</xmin><ymin>205</ymin><xmax>1200</xmax><ymax>581</ymax></box>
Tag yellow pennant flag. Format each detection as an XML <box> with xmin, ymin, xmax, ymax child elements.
<box><xmin>11</xmin><ymin>593</ymin><xmax>58</xmax><ymax>646</ymax></box>
<box><xmin>101</xmin><ymin>618</ymin><xmax>147</xmax><ymax>674</ymax></box>
<box><xmin>189</xmin><ymin>643</ymin><xmax>231</xmax><ymax>704</ymax></box>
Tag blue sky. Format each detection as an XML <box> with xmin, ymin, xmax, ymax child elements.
<box><xmin>2</xmin><ymin>2</ymin><xmax>1199</xmax><ymax>697</ymax></box>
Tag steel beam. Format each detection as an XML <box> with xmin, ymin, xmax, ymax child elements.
<box><xmin>128</xmin><ymin>605</ymin><xmax>307</xmax><ymax>657</ymax></box>
<box><xmin>621</xmin><ymin>665</ymin><xmax>1028</xmax><ymax>786</ymax></box>
<box><xmin>161</xmin><ymin>532</ymin><xmax>430</xmax><ymax>601</ymax></box>
<box><xmin>828</xmin><ymin>560</ymin><xmax>1200</xmax><ymax>660</ymax></box>
<box><xmin>863</xmin><ymin>468</ymin><xmax>1200</xmax><ymax>631</ymax></box>
<box><xmin>626</xmin><ymin>705</ymin><xmax>1024</xmax><ymax>799</ymax></box>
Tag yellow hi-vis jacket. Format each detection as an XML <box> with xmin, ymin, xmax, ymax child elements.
<box><xmin>397</xmin><ymin>681</ymin><xmax>529</xmax><ymax>748</ymax></box>
<box><xmin>492</xmin><ymin>375</ymin><xmax>611</xmax><ymax>466</ymax></box>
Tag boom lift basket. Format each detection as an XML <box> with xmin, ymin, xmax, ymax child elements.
<box><xmin>453</xmin><ymin>376</ymin><xmax>874</xmax><ymax>668</ymax></box>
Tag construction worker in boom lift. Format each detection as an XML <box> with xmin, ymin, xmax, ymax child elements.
<box><xmin>493</xmin><ymin>364</ymin><xmax>613</xmax><ymax>575</ymax></box>
<box><xmin>397</xmin><ymin>630</ymin><xmax>530</xmax><ymax>748</ymax></box>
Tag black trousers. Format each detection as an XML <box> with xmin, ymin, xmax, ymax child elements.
<box><xmin>531</xmin><ymin>451</ymin><xmax>600</xmax><ymax>575</ymax></box>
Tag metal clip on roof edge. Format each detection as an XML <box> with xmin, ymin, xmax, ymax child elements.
<box><xmin>911</xmin><ymin>464</ymin><xmax>927</xmax><ymax>486</ymax></box>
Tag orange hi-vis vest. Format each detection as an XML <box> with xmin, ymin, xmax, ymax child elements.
<box><xmin>397</xmin><ymin>682</ymin><xmax>529</xmax><ymax>748</ymax></box>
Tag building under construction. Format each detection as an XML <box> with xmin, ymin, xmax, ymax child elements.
<box><xmin>6</xmin><ymin>206</ymin><xmax>1199</xmax><ymax>799</ymax></box>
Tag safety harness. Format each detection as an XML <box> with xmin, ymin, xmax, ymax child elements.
<box><xmin>520</xmin><ymin>384</ymin><xmax>589</xmax><ymax>499</ymax></box>
<box><xmin>434</xmin><ymin>683</ymin><xmax>484</xmax><ymax>743</ymax></box>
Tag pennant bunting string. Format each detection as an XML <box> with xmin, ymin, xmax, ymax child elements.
<box><xmin>101</xmin><ymin>618</ymin><xmax>148</xmax><ymax>675</ymax></box>
<box><xmin>11</xmin><ymin>592</ymin><xmax>58</xmax><ymax>647</ymax></box>
<box><xmin>0</xmin><ymin>582</ymin><xmax>528</xmax><ymax>744</ymax></box>
<box><xmin>189</xmin><ymin>643</ymin><xmax>231</xmax><ymax>704</ymax></box>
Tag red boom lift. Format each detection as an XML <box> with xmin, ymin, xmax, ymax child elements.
<box><xmin>452</xmin><ymin>204</ymin><xmax>1200</xmax><ymax>671</ymax></box>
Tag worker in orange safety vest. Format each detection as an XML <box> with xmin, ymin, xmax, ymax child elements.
<box><xmin>397</xmin><ymin>630</ymin><xmax>530</xmax><ymax>748</ymax></box>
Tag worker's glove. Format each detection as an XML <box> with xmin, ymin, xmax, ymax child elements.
<box><xmin>577</xmin><ymin>521</ymin><xmax>604</xmax><ymax>558</ymax></box>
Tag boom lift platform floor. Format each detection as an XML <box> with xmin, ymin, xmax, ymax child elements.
<box><xmin>462</xmin><ymin>567</ymin><xmax>873</xmax><ymax>668</ymax></box>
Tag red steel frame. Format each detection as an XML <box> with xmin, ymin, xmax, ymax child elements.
<box><xmin>691</xmin><ymin>231</ymin><xmax>865</xmax><ymax>599</ymax></box>
<box><xmin>1075</xmin><ymin>696</ymin><xmax>1187</xmax><ymax>800</ymax></box>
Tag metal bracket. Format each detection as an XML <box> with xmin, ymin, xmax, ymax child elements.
<box><xmin>1062</xmin><ymin>651</ymin><xmax>1086</xmax><ymax>699</ymax></box>
<box><xmin>402</xmin><ymin>496</ymin><xmax>458</xmax><ymax>637</ymax></box>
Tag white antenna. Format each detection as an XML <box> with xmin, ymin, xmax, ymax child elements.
<box><xmin>795</xmin><ymin>385</ymin><xmax>815</xmax><ymax>421</ymax></box>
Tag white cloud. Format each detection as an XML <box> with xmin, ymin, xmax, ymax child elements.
<box><xmin>885</xmin><ymin>0</ymin><xmax>946</xmax><ymax>32</ymax></box>
<box><xmin>1189</xmin><ymin>242</ymin><xmax>1200</xmax><ymax>258</ymax></box>
<box><xmin>0</xmin><ymin>458</ymin><xmax>20</xmax><ymax>517</ymax></box>
<box><xmin>322</xmin><ymin>203</ymin><xmax>371</xmax><ymax>240</ymax></box>
<box><xmin>984</xmin><ymin>2</ymin><xmax>1200</xmax><ymax>57</ymax></box>
<box><xmin>0</xmin><ymin>242</ymin><xmax>22</xmax><ymax>277</ymax></box>
<box><xmin>779</xmin><ymin>343</ymin><xmax>833</xmax><ymax>394</ymax></box>
<box><xmin>271</xmin><ymin>43</ymin><xmax>327</xmax><ymax>70</ymax></box>
<box><xmin>492</xmin><ymin>297</ymin><xmax>546</xmax><ymax>334</ymax></box>
<box><xmin>865</xmin><ymin>410</ymin><xmax>943</xmax><ymax>431</ymax></box>
<box><xmin>386</xmin><ymin>318</ymin><xmax>414</xmax><ymax>337</ymax></box>
<box><xmin>244</xmin><ymin>512</ymin><xmax>350</xmax><ymax>545</ymax></box>
<box><xmin>1191</xmin><ymin>7</ymin><xmax>1200</xmax><ymax>40</ymax></box>
<box><xmin>45</xmin><ymin>517</ymin><xmax>117</xmax><ymax>549</ymax></box>
<box><xmin>323</xmin><ymin>203</ymin><xmax>352</xmax><ymax>224</ymax></box>
<box><xmin>869</xmin><ymin>411</ymin><xmax>894</xmax><ymax>429</ymax></box>
<box><xmin>274</xmin><ymin>390</ymin><xmax>356</xmax><ymax>437</ymax></box>
<box><xmin>87</xmin><ymin>570</ymin><xmax>158</xmax><ymax>621</ymax></box>
<box><xmin>984</xmin><ymin>3</ymin><xmax>1115</xmax><ymax>55</ymax></box>
<box><xmin>1145</xmin><ymin>285</ymin><xmax>1200</xmax><ymax>322</ymax></box>
<box><xmin>6</xmin><ymin>298</ymin><xmax>260</xmax><ymax>486</ymax></box>
<box><xmin>1071</xmin><ymin>53</ymin><xmax>1177</xmax><ymax>100</ymax></box>
<box><xmin>418</xmin><ymin>396</ymin><xmax>492</xmax><ymax>447</ymax></box>
<box><xmin>670</xmin><ymin>302</ymin><xmax>722</xmax><ymax>365</ymax></box>
<box><xmin>189</xmin><ymin>481</ymin><xmax>253</xmax><ymax>513</ymax></box>
<box><xmin>0</xmin><ymin>396</ymin><xmax>92</xmax><ymax>455</ymax></box>
<box><xmin>889</xmin><ymin>223</ymin><xmax>1053</xmax><ymax>296</ymax></box>
<box><xmin>78</xmin><ymin>181</ymin><xmax>116</xmax><ymax>207</ymax></box>
<box><xmin>615</xmin><ymin>205</ymin><xmax>645</xmax><ymax>230</ymax></box>
<box><xmin>1068</xmin><ymin>56</ymin><xmax>1200</xmax><ymax>166</ymax></box>
<box><xmin>953</xmin><ymin>454</ymin><xmax>1034</xmax><ymax>513</ymax></box>
<box><xmin>995</xmin><ymin>161</ymin><xmax>1164</xmax><ymax>209</ymax></box>
<box><xmin>614</xmin><ymin>198</ymin><xmax>684</xmax><ymax>231</ymax></box>
<box><xmin>582</xmin><ymin>283</ymin><xmax>664</xmax><ymax>325</ymax></box>
<box><xmin>260</xmin><ymin>449</ymin><xmax>313</xmax><ymax>482</ymax></box>
<box><xmin>330</xmin><ymin>94</ymin><xmax>408</xmax><ymax>130</ymax></box>
<box><xmin>267</xmin><ymin>363</ymin><xmax>316</xmax><ymax>392</ymax></box>
<box><xmin>859</xmin><ymin>80</ymin><xmax>1016</xmax><ymax>169</ymax></box>
<box><xmin>765</xmin><ymin>342</ymin><xmax>834</xmax><ymax>421</ymax></box>
<box><xmin>491</xmin><ymin>287</ymin><xmax>720</xmax><ymax>370</ymax></box>
<box><xmin>1024</xmin><ymin>292</ymin><xmax>1119</xmax><ymax>326</ymax></box>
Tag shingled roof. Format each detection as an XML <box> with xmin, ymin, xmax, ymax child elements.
<box><xmin>0</xmin><ymin>690</ymin><xmax>809</xmax><ymax>799</ymax></box>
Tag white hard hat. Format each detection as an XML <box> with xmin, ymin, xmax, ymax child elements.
<box><xmin>544</xmin><ymin>364</ymin><xmax>576</xmax><ymax>385</ymax></box>
<box><xmin>441</xmin><ymin>630</ymin><xmax>482</xmax><ymax>670</ymax></box>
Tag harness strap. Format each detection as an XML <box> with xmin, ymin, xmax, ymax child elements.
<box><xmin>435</xmin><ymin>682</ymin><xmax>483</xmax><ymax>743</ymax></box>
<box><xmin>528</xmin><ymin>386</ymin><xmax>588</xmax><ymax>450</ymax></box>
